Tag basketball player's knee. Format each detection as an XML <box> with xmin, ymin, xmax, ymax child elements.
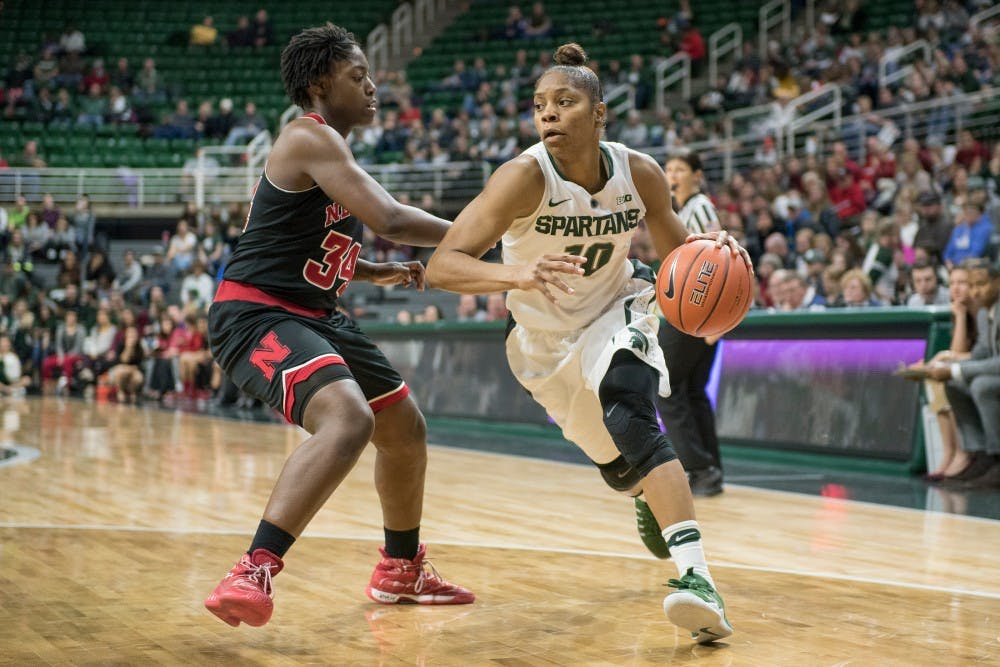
<box><xmin>599</xmin><ymin>354</ymin><xmax>677</xmax><ymax>478</ymax></box>
<box><xmin>596</xmin><ymin>455</ymin><xmax>642</xmax><ymax>493</ymax></box>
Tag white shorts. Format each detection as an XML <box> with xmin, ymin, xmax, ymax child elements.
<box><xmin>505</xmin><ymin>281</ymin><xmax>669</xmax><ymax>465</ymax></box>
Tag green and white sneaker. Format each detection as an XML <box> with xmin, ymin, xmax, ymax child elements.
<box><xmin>634</xmin><ymin>496</ymin><xmax>671</xmax><ymax>559</ymax></box>
<box><xmin>663</xmin><ymin>568</ymin><xmax>733</xmax><ymax>644</ymax></box>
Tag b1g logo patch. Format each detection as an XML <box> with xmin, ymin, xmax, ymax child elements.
<box><xmin>688</xmin><ymin>260</ymin><xmax>717</xmax><ymax>307</ymax></box>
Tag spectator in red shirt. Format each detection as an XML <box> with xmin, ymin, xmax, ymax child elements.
<box><xmin>82</xmin><ymin>58</ymin><xmax>110</xmax><ymax>93</ymax></box>
<box><xmin>827</xmin><ymin>165</ymin><xmax>866</xmax><ymax>221</ymax></box>
<box><xmin>954</xmin><ymin>130</ymin><xmax>989</xmax><ymax>173</ymax></box>
<box><xmin>678</xmin><ymin>17</ymin><xmax>705</xmax><ymax>63</ymax></box>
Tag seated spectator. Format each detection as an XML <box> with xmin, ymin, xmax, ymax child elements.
<box><xmin>523</xmin><ymin>2</ymin><xmax>553</xmax><ymax>39</ymax></box>
<box><xmin>834</xmin><ymin>268</ymin><xmax>881</xmax><ymax>307</ymax></box>
<box><xmin>76</xmin><ymin>82</ymin><xmax>107</xmax><ymax>129</ymax></box>
<box><xmin>58</xmin><ymin>23</ymin><xmax>87</xmax><ymax>56</ymax></box>
<box><xmin>111</xmin><ymin>57</ymin><xmax>134</xmax><ymax>93</ymax></box>
<box><xmin>190</xmin><ymin>16</ymin><xmax>218</xmax><ymax>47</ymax></box>
<box><xmin>484</xmin><ymin>292</ymin><xmax>508</xmax><ymax>321</ymax></box>
<box><xmin>500</xmin><ymin>5</ymin><xmax>527</xmax><ymax>40</ymax></box>
<box><xmin>777</xmin><ymin>272</ymin><xmax>826</xmax><ymax>310</ymax></box>
<box><xmin>205</xmin><ymin>98</ymin><xmax>236</xmax><ymax>142</ymax></box>
<box><xmin>456</xmin><ymin>294</ymin><xmax>487</xmax><ymax>322</ymax></box>
<box><xmin>11</xmin><ymin>140</ymin><xmax>46</xmax><ymax>169</ymax></box>
<box><xmin>134</xmin><ymin>57</ymin><xmax>166</xmax><ymax>105</ymax></box>
<box><xmin>0</xmin><ymin>335</ymin><xmax>29</xmax><ymax>396</ymax></box>
<box><xmin>906</xmin><ymin>259</ymin><xmax>950</xmax><ymax>306</ymax></box>
<box><xmin>166</xmin><ymin>220</ymin><xmax>198</xmax><ymax>274</ymax></box>
<box><xmin>677</xmin><ymin>16</ymin><xmax>705</xmax><ymax>65</ymax></box>
<box><xmin>82</xmin><ymin>58</ymin><xmax>109</xmax><ymax>93</ymax></box>
<box><xmin>153</xmin><ymin>100</ymin><xmax>197</xmax><ymax>140</ymax></box>
<box><xmin>41</xmin><ymin>308</ymin><xmax>85</xmax><ymax>395</ymax></box>
<box><xmin>224</xmin><ymin>101</ymin><xmax>266</xmax><ymax>146</ymax></box>
<box><xmin>253</xmin><ymin>9</ymin><xmax>274</xmax><ymax>48</ymax></box>
<box><xmin>861</xmin><ymin>219</ymin><xmax>900</xmax><ymax>302</ymax></box>
<box><xmin>81</xmin><ymin>307</ymin><xmax>118</xmax><ymax>382</ymax></box>
<box><xmin>146</xmin><ymin>313</ymin><xmax>187</xmax><ymax>400</ymax></box>
<box><xmin>926</xmin><ymin>260</ymin><xmax>1000</xmax><ymax>488</ymax></box>
<box><xmin>904</xmin><ymin>262</ymin><xmax>976</xmax><ymax>480</ymax></box>
<box><xmin>112</xmin><ymin>249</ymin><xmax>143</xmax><ymax>301</ymax></box>
<box><xmin>943</xmin><ymin>200</ymin><xmax>991</xmax><ymax>269</ymax></box>
<box><xmin>21</xmin><ymin>217</ymin><xmax>49</xmax><ymax>260</ymax></box>
<box><xmin>954</xmin><ymin>129</ymin><xmax>989</xmax><ymax>174</ymax></box>
<box><xmin>45</xmin><ymin>216</ymin><xmax>77</xmax><ymax>264</ymax></box>
<box><xmin>84</xmin><ymin>249</ymin><xmax>116</xmax><ymax>297</ymax></box>
<box><xmin>179</xmin><ymin>260</ymin><xmax>215</xmax><ymax>309</ymax></box>
<box><xmin>913</xmin><ymin>190</ymin><xmax>952</xmax><ymax>265</ymax></box>
<box><xmin>178</xmin><ymin>314</ymin><xmax>211</xmax><ymax>398</ymax></box>
<box><xmin>69</xmin><ymin>195</ymin><xmax>95</xmax><ymax>250</ymax></box>
<box><xmin>106</xmin><ymin>86</ymin><xmax>133</xmax><ymax>124</ymax></box>
<box><xmin>228</xmin><ymin>16</ymin><xmax>255</xmax><ymax>49</ymax></box>
<box><xmin>33</xmin><ymin>47</ymin><xmax>61</xmax><ymax>91</ymax></box>
<box><xmin>107</xmin><ymin>324</ymin><xmax>145</xmax><ymax>404</ymax></box>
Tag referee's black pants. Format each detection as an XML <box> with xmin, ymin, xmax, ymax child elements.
<box><xmin>656</xmin><ymin>322</ymin><xmax>721</xmax><ymax>473</ymax></box>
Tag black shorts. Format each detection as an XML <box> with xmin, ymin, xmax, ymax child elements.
<box><xmin>208</xmin><ymin>280</ymin><xmax>409</xmax><ymax>426</ymax></box>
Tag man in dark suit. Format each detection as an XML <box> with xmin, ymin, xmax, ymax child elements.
<box><xmin>928</xmin><ymin>259</ymin><xmax>1000</xmax><ymax>488</ymax></box>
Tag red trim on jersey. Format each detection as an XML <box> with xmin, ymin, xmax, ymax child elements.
<box><xmin>369</xmin><ymin>383</ymin><xmax>410</xmax><ymax>413</ymax></box>
<box><xmin>214</xmin><ymin>280</ymin><xmax>330</xmax><ymax>318</ymax></box>
<box><xmin>282</xmin><ymin>354</ymin><xmax>348</xmax><ymax>423</ymax></box>
<box><xmin>302</xmin><ymin>112</ymin><xmax>327</xmax><ymax>125</ymax></box>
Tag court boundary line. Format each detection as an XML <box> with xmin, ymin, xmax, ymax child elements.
<box><xmin>3</xmin><ymin>521</ymin><xmax>999</xmax><ymax>601</ymax></box>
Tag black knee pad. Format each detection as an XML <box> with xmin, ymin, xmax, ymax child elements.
<box><xmin>599</xmin><ymin>351</ymin><xmax>677</xmax><ymax>478</ymax></box>
<box><xmin>596</xmin><ymin>455</ymin><xmax>642</xmax><ymax>492</ymax></box>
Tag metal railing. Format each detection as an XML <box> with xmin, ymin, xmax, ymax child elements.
<box><xmin>759</xmin><ymin>0</ymin><xmax>790</xmax><ymax>58</ymax></box>
<box><xmin>708</xmin><ymin>23</ymin><xmax>742</xmax><ymax>89</ymax></box>
<box><xmin>0</xmin><ymin>160</ymin><xmax>492</xmax><ymax>210</ymax></box>
<box><xmin>878</xmin><ymin>39</ymin><xmax>932</xmax><ymax>91</ymax></box>
<box><xmin>785</xmin><ymin>83</ymin><xmax>841</xmax><ymax>154</ymax></box>
<box><xmin>604</xmin><ymin>83</ymin><xmax>636</xmax><ymax>117</ymax></box>
<box><xmin>193</xmin><ymin>131</ymin><xmax>273</xmax><ymax>209</ymax></box>
<box><xmin>970</xmin><ymin>3</ymin><xmax>1000</xmax><ymax>32</ymax></box>
<box><xmin>653</xmin><ymin>52</ymin><xmax>691</xmax><ymax>114</ymax></box>
<box><xmin>793</xmin><ymin>88</ymin><xmax>998</xmax><ymax>163</ymax></box>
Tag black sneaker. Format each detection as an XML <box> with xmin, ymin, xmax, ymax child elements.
<box><xmin>688</xmin><ymin>466</ymin><xmax>724</xmax><ymax>497</ymax></box>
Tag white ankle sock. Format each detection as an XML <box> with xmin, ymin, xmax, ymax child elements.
<box><xmin>662</xmin><ymin>519</ymin><xmax>714</xmax><ymax>586</ymax></box>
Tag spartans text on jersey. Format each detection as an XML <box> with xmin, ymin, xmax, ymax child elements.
<box><xmin>534</xmin><ymin>208</ymin><xmax>641</xmax><ymax>236</ymax></box>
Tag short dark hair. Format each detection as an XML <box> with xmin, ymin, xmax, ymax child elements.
<box><xmin>666</xmin><ymin>149</ymin><xmax>703</xmax><ymax>173</ymax></box>
<box><xmin>280</xmin><ymin>23</ymin><xmax>359</xmax><ymax>109</ymax></box>
<box><xmin>911</xmin><ymin>259</ymin><xmax>936</xmax><ymax>273</ymax></box>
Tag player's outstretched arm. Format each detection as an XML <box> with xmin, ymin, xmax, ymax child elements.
<box><xmin>354</xmin><ymin>258</ymin><xmax>426</xmax><ymax>290</ymax></box>
<box><xmin>426</xmin><ymin>157</ymin><xmax>585</xmax><ymax>300</ymax></box>
<box><xmin>277</xmin><ymin>119</ymin><xmax>450</xmax><ymax>246</ymax></box>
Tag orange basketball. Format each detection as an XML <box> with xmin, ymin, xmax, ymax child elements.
<box><xmin>656</xmin><ymin>240</ymin><xmax>752</xmax><ymax>337</ymax></box>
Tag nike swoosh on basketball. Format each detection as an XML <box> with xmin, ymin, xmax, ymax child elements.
<box><xmin>663</xmin><ymin>260</ymin><xmax>677</xmax><ymax>299</ymax></box>
<box><xmin>549</xmin><ymin>197</ymin><xmax>571</xmax><ymax>206</ymax></box>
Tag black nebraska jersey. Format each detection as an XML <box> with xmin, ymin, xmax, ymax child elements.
<box><xmin>223</xmin><ymin>113</ymin><xmax>362</xmax><ymax>310</ymax></box>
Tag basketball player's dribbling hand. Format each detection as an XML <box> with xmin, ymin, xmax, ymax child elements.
<box><xmin>516</xmin><ymin>254</ymin><xmax>586</xmax><ymax>303</ymax></box>
<box><xmin>685</xmin><ymin>230</ymin><xmax>754</xmax><ymax>275</ymax></box>
<box><xmin>368</xmin><ymin>261</ymin><xmax>427</xmax><ymax>290</ymax></box>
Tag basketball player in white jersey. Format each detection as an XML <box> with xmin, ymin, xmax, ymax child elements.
<box><xmin>427</xmin><ymin>42</ymin><xmax>750</xmax><ymax>643</ymax></box>
<box><xmin>659</xmin><ymin>151</ymin><xmax>727</xmax><ymax>497</ymax></box>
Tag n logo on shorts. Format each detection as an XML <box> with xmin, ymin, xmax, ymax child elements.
<box><xmin>250</xmin><ymin>330</ymin><xmax>291</xmax><ymax>381</ymax></box>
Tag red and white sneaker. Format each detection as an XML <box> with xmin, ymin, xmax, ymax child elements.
<box><xmin>204</xmin><ymin>548</ymin><xmax>284</xmax><ymax>627</ymax></box>
<box><xmin>365</xmin><ymin>544</ymin><xmax>474</xmax><ymax>605</ymax></box>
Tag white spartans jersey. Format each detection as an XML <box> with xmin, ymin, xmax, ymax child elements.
<box><xmin>503</xmin><ymin>141</ymin><xmax>647</xmax><ymax>331</ymax></box>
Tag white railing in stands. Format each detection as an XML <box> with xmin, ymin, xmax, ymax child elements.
<box><xmin>970</xmin><ymin>3</ymin><xmax>1000</xmax><ymax>32</ymax></box>
<box><xmin>708</xmin><ymin>23</ymin><xmax>742</xmax><ymax>90</ymax></box>
<box><xmin>604</xmin><ymin>83</ymin><xmax>636</xmax><ymax>117</ymax></box>
<box><xmin>785</xmin><ymin>83</ymin><xmax>841</xmax><ymax>154</ymax></box>
<box><xmin>878</xmin><ymin>39</ymin><xmax>932</xmax><ymax>91</ymax></box>
<box><xmin>758</xmin><ymin>0</ymin><xmax>790</xmax><ymax>58</ymax></box>
<box><xmin>368</xmin><ymin>0</ymin><xmax>448</xmax><ymax>71</ymax></box>
<box><xmin>3</xmin><ymin>93</ymin><xmax>995</xmax><ymax>209</ymax></box>
<box><xmin>653</xmin><ymin>52</ymin><xmax>691</xmax><ymax>114</ymax></box>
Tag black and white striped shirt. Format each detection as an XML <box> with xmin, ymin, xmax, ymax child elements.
<box><xmin>675</xmin><ymin>192</ymin><xmax>719</xmax><ymax>234</ymax></box>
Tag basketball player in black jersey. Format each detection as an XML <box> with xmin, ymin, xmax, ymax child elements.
<box><xmin>203</xmin><ymin>23</ymin><xmax>473</xmax><ymax>628</ymax></box>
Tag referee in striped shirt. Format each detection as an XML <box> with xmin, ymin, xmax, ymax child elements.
<box><xmin>657</xmin><ymin>151</ymin><xmax>725</xmax><ymax>496</ymax></box>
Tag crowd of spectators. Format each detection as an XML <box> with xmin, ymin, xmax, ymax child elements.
<box><xmin>0</xmin><ymin>4</ymin><xmax>999</xmax><ymax>398</ymax></box>
<box><xmin>0</xmin><ymin>12</ymin><xmax>274</xmax><ymax>154</ymax></box>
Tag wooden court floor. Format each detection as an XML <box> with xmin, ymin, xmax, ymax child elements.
<box><xmin>1</xmin><ymin>398</ymin><xmax>999</xmax><ymax>666</ymax></box>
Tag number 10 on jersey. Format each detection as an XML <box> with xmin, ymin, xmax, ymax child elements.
<box><xmin>565</xmin><ymin>242</ymin><xmax>614</xmax><ymax>277</ymax></box>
